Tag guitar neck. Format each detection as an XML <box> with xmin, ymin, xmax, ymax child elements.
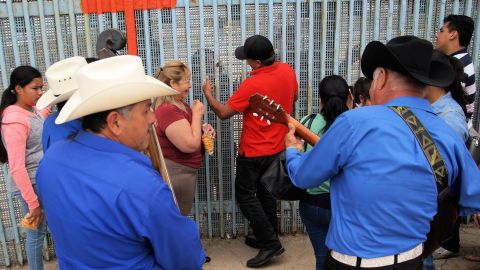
<box><xmin>246</xmin><ymin>93</ymin><xmax>320</xmax><ymax>146</ymax></box>
<box><xmin>286</xmin><ymin>114</ymin><xmax>320</xmax><ymax>146</ymax></box>
<box><xmin>147</xmin><ymin>127</ymin><xmax>178</xmax><ymax>208</ymax></box>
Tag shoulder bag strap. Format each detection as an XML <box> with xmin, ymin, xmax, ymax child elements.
<box><xmin>389</xmin><ymin>106</ymin><xmax>449</xmax><ymax>194</ymax></box>
<box><xmin>301</xmin><ymin>114</ymin><xmax>318</xmax><ymax>151</ymax></box>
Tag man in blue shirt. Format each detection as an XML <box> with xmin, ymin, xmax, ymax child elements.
<box><xmin>37</xmin><ymin>55</ymin><xmax>205</xmax><ymax>269</ymax></box>
<box><xmin>285</xmin><ymin>36</ymin><xmax>480</xmax><ymax>270</ymax></box>
<box><xmin>37</xmin><ymin>57</ymin><xmax>97</xmax><ymax>151</ymax></box>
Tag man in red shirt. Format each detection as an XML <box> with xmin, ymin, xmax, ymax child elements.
<box><xmin>203</xmin><ymin>35</ymin><xmax>298</xmax><ymax>268</ymax></box>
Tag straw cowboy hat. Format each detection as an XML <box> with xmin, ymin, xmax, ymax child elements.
<box><xmin>361</xmin><ymin>35</ymin><xmax>454</xmax><ymax>88</ymax></box>
<box><xmin>56</xmin><ymin>55</ymin><xmax>177</xmax><ymax>124</ymax></box>
<box><xmin>36</xmin><ymin>56</ymin><xmax>88</xmax><ymax>110</ymax></box>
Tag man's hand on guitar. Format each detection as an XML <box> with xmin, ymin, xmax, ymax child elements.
<box><xmin>285</xmin><ymin>123</ymin><xmax>303</xmax><ymax>152</ymax></box>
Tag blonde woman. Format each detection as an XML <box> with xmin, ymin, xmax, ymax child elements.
<box><xmin>154</xmin><ymin>61</ymin><xmax>215</xmax><ymax>216</ymax></box>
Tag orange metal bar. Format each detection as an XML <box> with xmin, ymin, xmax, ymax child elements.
<box><xmin>96</xmin><ymin>0</ymin><xmax>102</xmax><ymax>14</ymax></box>
<box><xmin>110</xmin><ymin>0</ymin><xmax>117</xmax><ymax>13</ymax></box>
<box><xmin>81</xmin><ymin>0</ymin><xmax>176</xmax><ymax>13</ymax></box>
<box><xmin>124</xmin><ymin>0</ymin><xmax>137</xmax><ymax>55</ymax></box>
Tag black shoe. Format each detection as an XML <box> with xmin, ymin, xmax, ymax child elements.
<box><xmin>246</xmin><ymin>245</ymin><xmax>284</xmax><ymax>268</ymax></box>
<box><xmin>245</xmin><ymin>236</ymin><xmax>262</xmax><ymax>249</ymax></box>
<box><xmin>205</xmin><ymin>256</ymin><xmax>211</xmax><ymax>263</ymax></box>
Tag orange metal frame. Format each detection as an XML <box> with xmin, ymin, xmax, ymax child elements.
<box><xmin>81</xmin><ymin>0</ymin><xmax>177</xmax><ymax>55</ymax></box>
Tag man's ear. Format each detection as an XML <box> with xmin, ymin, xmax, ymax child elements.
<box><xmin>251</xmin><ymin>60</ymin><xmax>262</xmax><ymax>69</ymax></box>
<box><xmin>371</xmin><ymin>68</ymin><xmax>387</xmax><ymax>94</ymax></box>
<box><xmin>105</xmin><ymin>111</ymin><xmax>123</xmax><ymax>136</ymax></box>
<box><xmin>376</xmin><ymin>68</ymin><xmax>387</xmax><ymax>91</ymax></box>
<box><xmin>449</xmin><ymin>29</ymin><xmax>458</xmax><ymax>41</ymax></box>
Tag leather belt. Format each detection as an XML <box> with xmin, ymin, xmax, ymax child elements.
<box><xmin>330</xmin><ymin>244</ymin><xmax>423</xmax><ymax>268</ymax></box>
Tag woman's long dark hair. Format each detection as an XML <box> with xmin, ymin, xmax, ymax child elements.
<box><xmin>447</xmin><ymin>56</ymin><xmax>469</xmax><ymax>117</ymax></box>
<box><xmin>319</xmin><ymin>75</ymin><xmax>350</xmax><ymax>132</ymax></box>
<box><xmin>352</xmin><ymin>77</ymin><xmax>371</xmax><ymax>105</ymax></box>
<box><xmin>0</xmin><ymin>66</ymin><xmax>42</xmax><ymax>163</ymax></box>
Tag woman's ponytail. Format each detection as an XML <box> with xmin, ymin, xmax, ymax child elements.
<box><xmin>319</xmin><ymin>75</ymin><xmax>350</xmax><ymax>132</ymax></box>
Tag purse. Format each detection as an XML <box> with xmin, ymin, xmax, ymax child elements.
<box><xmin>259</xmin><ymin>114</ymin><xmax>319</xmax><ymax>201</ymax></box>
<box><xmin>260</xmin><ymin>151</ymin><xmax>308</xmax><ymax>201</ymax></box>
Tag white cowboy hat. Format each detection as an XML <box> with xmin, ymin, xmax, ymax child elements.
<box><xmin>36</xmin><ymin>56</ymin><xmax>88</xmax><ymax>110</ymax></box>
<box><xmin>56</xmin><ymin>55</ymin><xmax>177</xmax><ymax>124</ymax></box>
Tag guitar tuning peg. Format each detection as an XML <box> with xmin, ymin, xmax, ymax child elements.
<box><xmin>276</xmin><ymin>104</ymin><xmax>280</xmax><ymax>110</ymax></box>
<box><xmin>267</xmin><ymin>120</ymin><xmax>271</xmax><ymax>125</ymax></box>
<box><xmin>253</xmin><ymin>112</ymin><xmax>259</xmax><ymax>117</ymax></box>
<box><xmin>269</xmin><ymin>100</ymin><xmax>274</xmax><ymax>105</ymax></box>
<box><xmin>263</xmin><ymin>96</ymin><xmax>268</xmax><ymax>100</ymax></box>
<box><xmin>260</xmin><ymin>116</ymin><xmax>264</xmax><ymax>121</ymax></box>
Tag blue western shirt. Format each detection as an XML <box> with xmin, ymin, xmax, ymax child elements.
<box><xmin>37</xmin><ymin>130</ymin><xmax>205</xmax><ymax>269</ymax></box>
<box><xmin>42</xmin><ymin>112</ymin><xmax>82</xmax><ymax>151</ymax></box>
<box><xmin>431</xmin><ymin>92</ymin><xmax>469</xmax><ymax>142</ymax></box>
<box><xmin>286</xmin><ymin>97</ymin><xmax>480</xmax><ymax>258</ymax></box>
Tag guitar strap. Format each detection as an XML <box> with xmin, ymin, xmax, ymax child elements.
<box><xmin>389</xmin><ymin>106</ymin><xmax>449</xmax><ymax>194</ymax></box>
<box><xmin>390</xmin><ymin>106</ymin><xmax>456</xmax><ymax>256</ymax></box>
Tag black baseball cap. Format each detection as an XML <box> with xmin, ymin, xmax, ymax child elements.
<box><xmin>235</xmin><ymin>35</ymin><xmax>275</xmax><ymax>61</ymax></box>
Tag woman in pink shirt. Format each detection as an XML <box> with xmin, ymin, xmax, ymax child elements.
<box><xmin>0</xmin><ymin>66</ymin><xmax>48</xmax><ymax>270</ymax></box>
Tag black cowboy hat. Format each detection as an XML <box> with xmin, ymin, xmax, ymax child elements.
<box><xmin>361</xmin><ymin>36</ymin><xmax>454</xmax><ymax>88</ymax></box>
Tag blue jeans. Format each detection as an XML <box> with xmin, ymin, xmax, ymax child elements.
<box><xmin>13</xmin><ymin>186</ymin><xmax>47</xmax><ymax>270</ymax></box>
<box><xmin>422</xmin><ymin>256</ymin><xmax>435</xmax><ymax>270</ymax></box>
<box><xmin>300</xmin><ymin>200</ymin><xmax>331</xmax><ymax>270</ymax></box>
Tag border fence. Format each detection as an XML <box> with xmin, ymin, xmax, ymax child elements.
<box><xmin>0</xmin><ymin>0</ymin><xmax>479</xmax><ymax>266</ymax></box>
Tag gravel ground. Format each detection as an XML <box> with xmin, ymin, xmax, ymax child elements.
<box><xmin>8</xmin><ymin>224</ymin><xmax>480</xmax><ymax>270</ymax></box>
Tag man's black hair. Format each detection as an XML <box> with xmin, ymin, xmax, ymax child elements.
<box><xmin>444</xmin><ymin>15</ymin><xmax>475</xmax><ymax>47</ymax></box>
<box><xmin>82</xmin><ymin>105</ymin><xmax>134</xmax><ymax>133</ymax></box>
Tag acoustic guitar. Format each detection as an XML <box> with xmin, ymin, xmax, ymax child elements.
<box><xmin>248</xmin><ymin>93</ymin><xmax>320</xmax><ymax>146</ymax></box>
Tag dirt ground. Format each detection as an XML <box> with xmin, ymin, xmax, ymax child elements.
<box><xmin>7</xmin><ymin>224</ymin><xmax>480</xmax><ymax>270</ymax></box>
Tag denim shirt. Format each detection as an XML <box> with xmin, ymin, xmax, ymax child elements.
<box><xmin>431</xmin><ymin>92</ymin><xmax>469</xmax><ymax>142</ymax></box>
